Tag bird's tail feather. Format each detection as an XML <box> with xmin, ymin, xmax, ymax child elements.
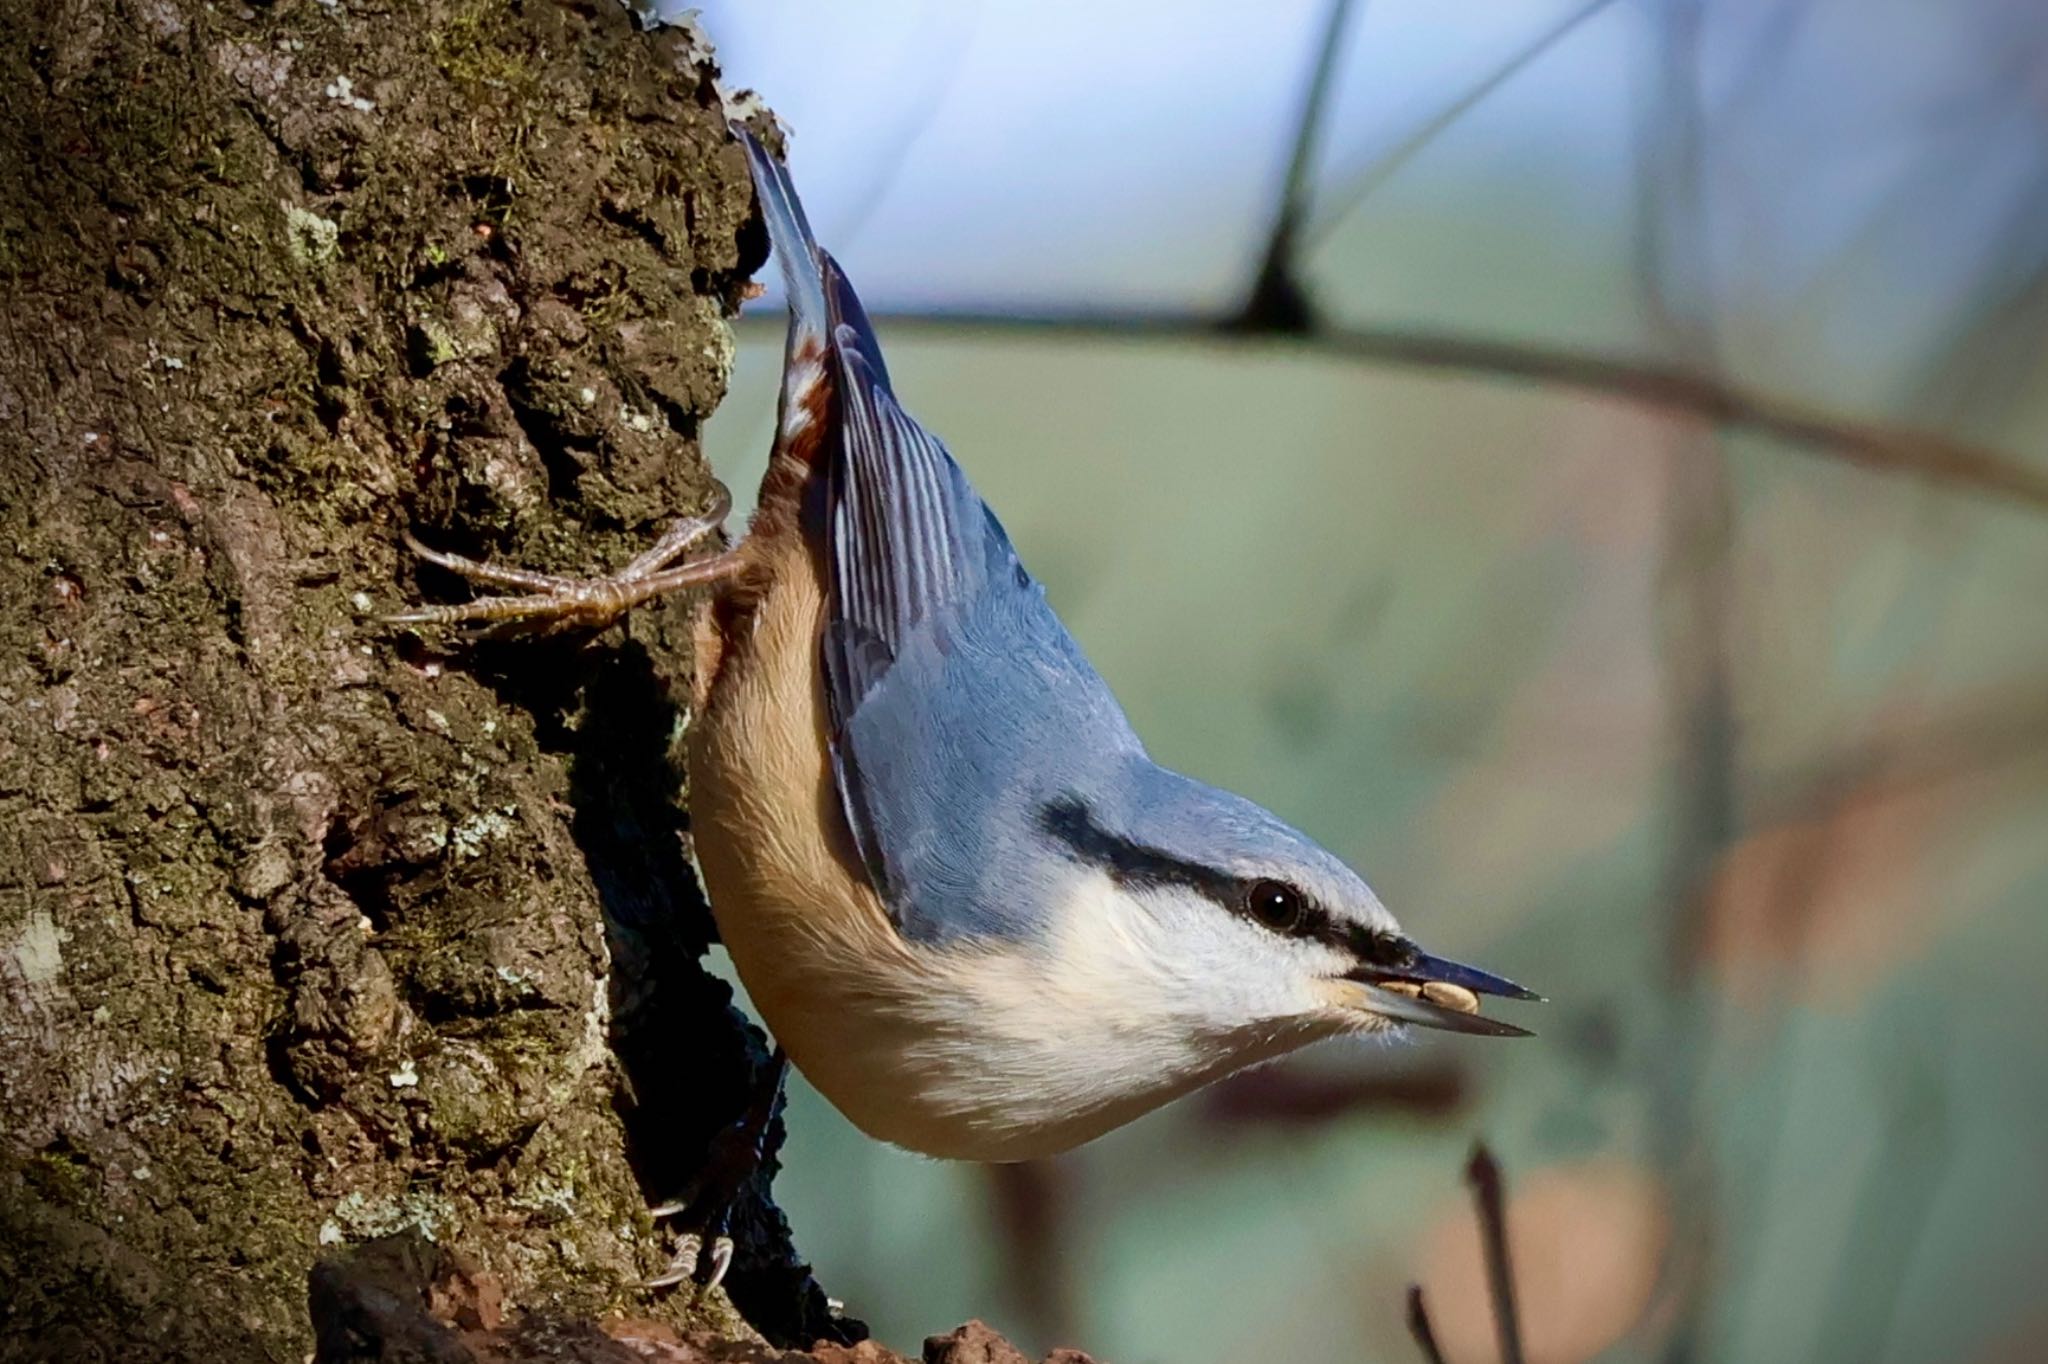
<box><xmin>732</xmin><ymin>123</ymin><xmax>830</xmax><ymax>406</ymax></box>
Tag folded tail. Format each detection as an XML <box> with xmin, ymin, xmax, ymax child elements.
<box><xmin>732</xmin><ymin>123</ymin><xmax>830</xmax><ymax>399</ymax></box>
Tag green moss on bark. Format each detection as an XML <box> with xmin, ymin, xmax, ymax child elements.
<box><xmin>0</xmin><ymin>1</ymin><xmax>834</xmax><ymax>1358</ymax></box>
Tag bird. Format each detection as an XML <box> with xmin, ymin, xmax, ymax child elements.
<box><xmin>391</xmin><ymin>120</ymin><xmax>1538</xmax><ymax>1283</ymax></box>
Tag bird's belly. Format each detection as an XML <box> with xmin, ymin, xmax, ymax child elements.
<box><xmin>690</xmin><ymin>541</ymin><xmax>1247</xmax><ymax>1160</ymax></box>
<box><xmin>685</xmin><ymin>541</ymin><xmax>1022</xmax><ymax>1158</ymax></box>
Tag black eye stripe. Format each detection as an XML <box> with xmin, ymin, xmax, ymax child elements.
<box><xmin>1037</xmin><ymin>796</ymin><xmax>1389</xmax><ymax>954</ymax></box>
<box><xmin>1037</xmin><ymin>796</ymin><xmax>1242</xmax><ymax>903</ymax></box>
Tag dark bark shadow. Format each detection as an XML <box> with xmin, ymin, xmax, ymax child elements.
<box><xmin>452</xmin><ymin>631</ymin><xmax>858</xmax><ymax>1348</ymax></box>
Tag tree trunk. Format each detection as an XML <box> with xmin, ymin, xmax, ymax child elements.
<box><xmin>0</xmin><ymin>1</ymin><xmax>854</xmax><ymax>1356</ymax></box>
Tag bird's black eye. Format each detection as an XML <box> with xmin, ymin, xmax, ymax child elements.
<box><xmin>1244</xmin><ymin>879</ymin><xmax>1306</xmax><ymax>934</ymax></box>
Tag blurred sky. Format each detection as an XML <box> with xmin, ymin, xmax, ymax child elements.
<box><xmin>680</xmin><ymin>0</ymin><xmax>2048</xmax><ymax>405</ymax></box>
<box><xmin>657</xmin><ymin>4</ymin><xmax>2048</xmax><ymax>1362</ymax></box>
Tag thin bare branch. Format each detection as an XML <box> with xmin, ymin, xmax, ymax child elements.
<box><xmin>1763</xmin><ymin>688</ymin><xmax>2048</xmax><ymax>823</ymax></box>
<box><xmin>1307</xmin><ymin>0</ymin><xmax>1625</xmax><ymax>245</ymax></box>
<box><xmin>1465</xmin><ymin>1144</ymin><xmax>1527</xmax><ymax>1364</ymax></box>
<box><xmin>1405</xmin><ymin>1283</ymin><xmax>1449</xmax><ymax>1364</ymax></box>
<box><xmin>1635</xmin><ymin>14</ymin><xmax>1737</xmax><ymax>1356</ymax></box>
<box><xmin>1238</xmin><ymin>0</ymin><xmax>1361</xmax><ymax>330</ymax></box>
<box><xmin>790</xmin><ymin>309</ymin><xmax>2048</xmax><ymax>514</ymax></box>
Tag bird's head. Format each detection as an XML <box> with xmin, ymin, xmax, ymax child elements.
<box><xmin>1035</xmin><ymin>759</ymin><xmax>1538</xmax><ymax>1059</ymax></box>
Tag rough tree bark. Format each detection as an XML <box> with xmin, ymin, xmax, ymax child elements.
<box><xmin>0</xmin><ymin>3</ymin><xmax>1055</xmax><ymax>1360</ymax></box>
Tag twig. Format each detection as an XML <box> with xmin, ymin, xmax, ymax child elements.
<box><xmin>1308</xmin><ymin>0</ymin><xmax>1625</xmax><ymax>246</ymax></box>
<box><xmin>1278</xmin><ymin>0</ymin><xmax>1358</xmax><ymax>229</ymax></box>
<box><xmin>1236</xmin><ymin>0</ymin><xmax>1361</xmax><ymax>331</ymax></box>
<box><xmin>1466</xmin><ymin>1143</ymin><xmax>1527</xmax><ymax>1364</ymax></box>
<box><xmin>800</xmin><ymin>309</ymin><xmax>2048</xmax><ymax>516</ymax></box>
<box><xmin>1313</xmin><ymin>326</ymin><xmax>2048</xmax><ymax>511</ymax></box>
<box><xmin>1405</xmin><ymin>1283</ymin><xmax>1449</xmax><ymax>1364</ymax></box>
<box><xmin>982</xmin><ymin>1159</ymin><xmax>1077</xmax><ymax>1345</ymax></box>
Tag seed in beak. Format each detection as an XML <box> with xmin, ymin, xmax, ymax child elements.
<box><xmin>1421</xmin><ymin>981</ymin><xmax>1479</xmax><ymax>1014</ymax></box>
<box><xmin>1379</xmin><ymin>980</ymin><xmax>1423</xmax><ymax>999</ymax></box>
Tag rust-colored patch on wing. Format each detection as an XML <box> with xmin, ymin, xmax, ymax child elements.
<box><xmin>751</xmin><ymin>335</ymin><xmax>834</xmax><ymax>534</ymax></box>
<box><xmin>693</xmin><ymin>335</ymin><xmax>833</xmax><ymax>714</ymax></box>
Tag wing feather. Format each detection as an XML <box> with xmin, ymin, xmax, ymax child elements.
<box><xmin>737</xmin><ymin>129</ymin><xmax>1142</xmax><ymax>939</ymax></box>
<box><xmin>820</xmin><ymin>267</ymin><xmax>987</xmax><ymax>716</ymax></box>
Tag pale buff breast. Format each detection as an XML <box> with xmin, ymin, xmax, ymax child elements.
<box><xmin>688</xmin><ymin>536</ymin><xmax>1327</xmax><ymax>1160</ymax></box>
<box><xmin>686</xmin><ymin>535</ymin><xmax>994</xmax><ymax>1153</ymax></box>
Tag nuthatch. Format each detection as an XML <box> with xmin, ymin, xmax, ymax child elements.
<box><xmin>395</xmin><ymin>120</ymin><xmax>1537</xmax><ymax>1214</ymax></box>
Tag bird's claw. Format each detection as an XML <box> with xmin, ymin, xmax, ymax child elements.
<box><xmin>640</xmin><ymin>1046</ymin><xmax>789</xmax><ymax>1297</ymax></box>
<box><xmin>644</xmin><ymin>1225</ymin><xmax>735</xmax><ymax>1292</ymax></box>
<box><xmin>380</xmin><ymin>481</ymin><xmax>742</xmax><ymax>632</ymax></box>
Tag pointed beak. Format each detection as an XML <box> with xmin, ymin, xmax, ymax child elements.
<box><xmin>1344</xmin><ymin>942</ymin><xmax>1543</xmax><ymax>1038</ymax></box>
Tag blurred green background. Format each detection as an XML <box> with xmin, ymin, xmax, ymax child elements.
<box><xmin>684</xmin><ymin>2</ymin><xmax>2048</xmax><ymax>1360</ymax></box>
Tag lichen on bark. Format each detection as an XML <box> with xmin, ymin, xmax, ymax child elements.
<box><xmin>0</xmin><ymin>0</ymin><xmax>839</xmax><ymax>1357</ymax></box>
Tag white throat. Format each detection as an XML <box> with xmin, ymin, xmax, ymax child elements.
<box><xmin>841</xmin><ymin>871</ymin><xmax>1348</xmax><ymax>1161</ymax></box>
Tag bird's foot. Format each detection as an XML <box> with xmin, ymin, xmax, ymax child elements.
<box><xmin>383</xmin><ymin>481</ymin><xmax>742</xmax><ymax>631</ymax></box>
<box><xmin>644</xmin><ymin>1047</ymin><xmax>790</xmax><ymax>1293</ymax></box>
<box><xmin>644</xmin><ymin>1223</ymin><xmax>733</xmax><ymax>1292</ymax></box>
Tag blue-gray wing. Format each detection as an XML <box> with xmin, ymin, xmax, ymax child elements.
<box><xmin>820</xmin><ymin>258</ymin><xmax>981</xmax><ymax>718</ymax></box>
<box><xmin>816</xmin><ymin>266</ymin><xmax>1141</xmax><ymax>941</ymax></box>
<box><xmin>733</xmin><ymin>127</ymin><xmax>1138</xmax><ymax>941</ymax></box>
